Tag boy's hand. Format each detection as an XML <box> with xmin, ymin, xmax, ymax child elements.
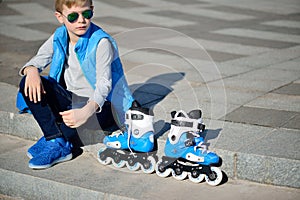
<box><xmin>24</xmin><ymin>66</ymin><xmax>46</xmax><ymax>103</ymax></box>
<box><xmin>59</xmin><ymin>101</ymin><xmax>99</xmax><ymax>128</ymax></box>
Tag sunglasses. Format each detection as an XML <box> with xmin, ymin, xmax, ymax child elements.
<box><xmin>60</xmin><ymin>10</ymin><xmax>93</xmax><ymax>23</ymax></box>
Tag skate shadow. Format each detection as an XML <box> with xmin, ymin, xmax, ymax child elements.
<box><xmin>200</xmin><ymin>128</ymin><xmax>222</xmax><ymax>148</ymax></box>
<box><xmin>153</xmin><ymin>120</ymin><xmax>171</xmax><ymax>140</ymax></box>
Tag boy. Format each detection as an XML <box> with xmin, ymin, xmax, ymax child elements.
<box><xmin>18</xmin><ymin>0</ymin><xmax>134</xmax><ymax>169</ymax></box>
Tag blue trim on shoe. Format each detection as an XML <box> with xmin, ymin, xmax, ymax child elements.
<box><xmin>27</xmin><ymin>152</ymin><xmax>34</xmax><ymax>159</ymax></box>
<box><xmin>29</xmin><ymin>153</ymin><xmax>73</xmax><ymax>169</ymax></box>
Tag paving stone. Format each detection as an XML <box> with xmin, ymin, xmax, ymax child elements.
<box><xmin>223</xmin><ymin>46</ymin><xmax>300</xmax><ymax>68</ymax></box>
<box><xmin>211</xmin><ymin>77</ymin><xmax>290</xmax><ymax>93</ymax></box>
<box><xmin>213</xmin><ymin>28</ymin><xmax>300</xmax><ymax>44</ymax></box>
<box><xmin>0</xmin><ymin>2</ymin><xmax>20</xmax><ymax>15</ymax></box>
<box><xmin>234</xmin><ymin>68</ymin><xmax>300</xmax><ymax>82</ymax></box>
<box><xmin>224</xmin><ymin>106</ymin><xmax>298</xmax><ymax>128</ymax></box>
<box><xmin>200</xmin><ymin>0</ymin><xmax>300</xmax><ymax>15</ymax></box>
<box><xmin>269</xmin><ymin>59</ymin><xmax>300</xmax><ymax>72</ymax></box>
<box><xmin>204</xmin><ymin>120</ymin><xmax>274</xmax><ymax>151</ymax></box>
<box><xmin>148</xmin><ymin>40</ymin><xmax>244</xmax><ymax>62</ymax></box>
<box><xmin>239</xmin><ymin>128</ymin><xmax>300</xmax><ymax>160</ymax></box>
<box><xmin>155</xmin><ymin>37</ymin><xmax>274</xmax><ymax>56</ymax></box>
<box><xmin>198</xmin><ymin>85</ymin><xmax>264</xmax><ymax>105</ymax></box>
<box><xmin>99</xmin><ymin>0</ymin><xmax>146</xmax><ymax>8</ymax></box>
<box><xmin>282</xmin><ymin>114</ymin><xmax>300</xmax><ymax>130</ymax></box>
<box><xmin>246</xmin><ymin>93</ymin><xmax>300</xmax><ymax>112</ymax></box>
<box><xmin>178</xmin><ymin>28</ymin><xmax>297</xmax><ymax>49</ymax></box>
<box><xmin>273</xmin><ymin>83</ymin><xmax>300</xmax><ymax>96</ymax></box>
<box><xmin>22</xmin><ymin>22</ymin><xmax>59</xmax><ymax>34</ymax></box>
<box><xmin>216</xmin><ymin>63</ymin><xmax>253</xmax><ymax>77</ymax></box>
<box><xmin>253</xmin><ymin>23</ymin><xmax>300</xmax><ymax>35</ymax></box>
<box><xmin>206</xmin><ymin>4</ymin><xmax>277</xmax><ymax>18</ymax></box>
<box><xmin>163</xmin><ymin>0</ymin><xmax>208</xmax><ymax>5</ymax></box>
<box><xmin>95</xmin><ymin>16</ymin><xmax>156</xmax><ymax>29</ymax></box>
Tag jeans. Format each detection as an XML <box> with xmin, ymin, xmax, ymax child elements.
<box><xmin>19</xmin><ymin>76</ymin><xmax>115</xmax><ymax>146</ymax></box>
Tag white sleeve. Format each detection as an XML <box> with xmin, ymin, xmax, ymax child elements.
<box><xmin>89</xmin><ymin>38</ymin><xmax>113</xmax><ymax>110</ymax></box>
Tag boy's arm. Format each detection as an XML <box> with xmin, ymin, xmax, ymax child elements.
<box><xmin>59</xmin><ymin>101</ymin><xmax>98</xmax><ymax>128</ymax></box>
<box><xmin>60</xmin><ymin>38</ymin><xmax>113</xmax><ymax>128</ymax></box>
<box><xmin>89</xmin><ymin>38</ymin><xmax>113</xmax><ymax>111</ymax></box>
<box><xmin>20</xmin><ymin>35</ymin><xmax>54</xmax><ymax>103</ymax></box>
<box><xmin>23</xmin><ymin>66</ymin><xmax>46</xmax><ymax>103</ymax></box>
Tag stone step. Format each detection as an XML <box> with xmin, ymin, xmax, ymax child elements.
<box><xmin>1</xmin><ymin>134</ymin><xmax>299</xmax><ymax>200</ymax></box>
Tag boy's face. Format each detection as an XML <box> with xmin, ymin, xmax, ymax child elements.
<box><xmin>55</xmin><ymin>1</ymin><xmax>93</xmax><ymax>39</ymax></box>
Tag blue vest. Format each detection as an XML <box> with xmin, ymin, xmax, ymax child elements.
<box><xmin>17</xmin><ymin>23</ymin><xmax>134</xmax><ymax>125</ymax></box>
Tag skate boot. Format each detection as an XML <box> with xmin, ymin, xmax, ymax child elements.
<box><xmin>156</xmin><ymin>110</ymin><xmax>223</xmax><ymax>186</ymax></box>
<box><xmin>98</xmin><ymin>101</ymin><xmax>157</xmax><ymax>174</ymax></box>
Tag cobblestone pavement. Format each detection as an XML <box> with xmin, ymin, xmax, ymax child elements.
<box><xmin>1</xmin><ymin>0</ymin><xmax>299</xmax><ymax>125</ymax></box>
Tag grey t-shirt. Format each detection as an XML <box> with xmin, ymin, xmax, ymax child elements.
<box><xmin>20</xmin><ymin>34</ymin><xmax>113</xmax><ymax>109</ymax></box>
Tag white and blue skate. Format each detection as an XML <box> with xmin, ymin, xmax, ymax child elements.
<box><xmin>156</xmin><ymin>110</ymin><xmax>223</xmax><ymax>186</ymax></box>
<box><xmin>98</xmin><ymin>101</ymin><xmax>157</xmax><ymax>174</ymax></box>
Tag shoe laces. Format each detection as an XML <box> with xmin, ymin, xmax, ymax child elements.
<box><xmin>109</xmin><ymin>129</ymin><xmax>124</xmax><ymax>138</ymax></box>
<box><xmin>125</xmin><ymin>113</ymin><xmax>137</xmax><ymax>157</ymax></box>
<box><xmin>194</xmin><ymin>140</ymin><xmax>209</xmax><ymax>154</ymax></box>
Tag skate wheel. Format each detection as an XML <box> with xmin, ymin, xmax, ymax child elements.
<box><xmin>188</xmin><ymin>172</ymin><xmax>205</xmax><ymax>183</ymax></box>
<box><xmin>155</xmin><ymin>160</ymin><xmax>172</xmax><ymax>178</ymax></box>
<box><xmin>172</xmin><ymin>169</ymin><xmax>188</xmax><ymax>181</ymax></box>
<box><xmin>126</xmin><ymin>160</ymin><xmax>140</xmax><ymax>171</ymax></box>
<box><xmin>205</xmin><ymin>167</ymin><xmax>223</xmax><ymax>186</ymax></box>
<box><xmin>141</xmin><ymin>156</ymin><xmax>156</xmax><ymax>174</ymax></box>
<box><xmin>112</xmin><ymin>159</ymin><xmax>126</xmax><ymax>168</ymax></box>
<box><xmin>97</xmin><ymin>148</ymin><xmax>112</xmax><ymax>165</ymax></box>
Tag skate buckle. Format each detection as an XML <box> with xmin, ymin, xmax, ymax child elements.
<box><xmin>186</xmin><ymin>153</ymin><xmax>204</xmax><ymax>162</ymax></box>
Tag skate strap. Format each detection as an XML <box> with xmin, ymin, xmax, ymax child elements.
<box><xmin>126</xmin><ymin>113</ymin><xmax>144</xmax><ymax>120</ymax></box>
<box><xmin>194</xmin><ymin>141</ymin><xmax>208</xmax><ymax>154</ymax></box>
<box><xmin>171</xmin><ymin>119</ymin><xmax>205</xmax><ymax>131</ymax></box>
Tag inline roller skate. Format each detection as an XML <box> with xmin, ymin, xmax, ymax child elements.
<box><xmin>98</xmin><ymin>101</ymin><xmax>157</xmax><ymax>173</ymax></box>
<box><xmin>156</xmin><ymin>110</ymin><xmax>223</xmax><ymax>186</ymax></box>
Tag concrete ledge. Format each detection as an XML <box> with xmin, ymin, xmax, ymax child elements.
<box><xmin>0</xmin><ymin>111</ymin><xmax>42</xmax><ymax>141</ymax></box>
<box><xmin>0</xmin><ymin>168</ymin><xmax>135</xmax><ymax>200</ymax></box>
<box><xmin>237</xmin><ymin>153</ymin><xmax>300</xmax><ymax>188</ymax></box>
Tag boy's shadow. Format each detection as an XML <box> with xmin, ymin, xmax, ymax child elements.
<box><xmin>131</xmin><ymin>72</ymin><xmax>185</xmax><ymax>139</ymax></box>
<box><xmin>131</xmin><ymin>72</ymin><xmax>185</xmax><ymax>108</ymax></box>
<box><xmin>76</xmin><ymin>72</ymin><xmax>185</xmax><ymax>147</ymax></box>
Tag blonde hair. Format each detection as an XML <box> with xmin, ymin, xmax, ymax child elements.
<box><xmin>55</xmin><ymin>0</ymin><xmax>93</xmax><ymax>12</ymax></box>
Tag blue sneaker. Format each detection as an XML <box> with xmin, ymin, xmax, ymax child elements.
<box><xmin>27</xmin><ymin>136</ymin><xmax>46</xmax><ymax>159</ymax></box>
<box><xmin>28</xmin><ymin>139</ymin><xmax>72</xmax><ymax>169</ymax></box>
